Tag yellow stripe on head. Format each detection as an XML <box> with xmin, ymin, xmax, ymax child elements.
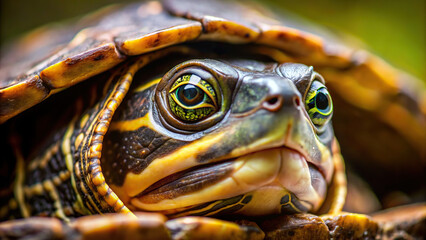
<box><xmin>134</xmin><ymin>78</ymin><xmax>161</xmax><ymax>93</ymax></box>
<box><xmin>120</xmin><ymin>131</ymin><xmax>226</xmax><ymax>198</ymax></box>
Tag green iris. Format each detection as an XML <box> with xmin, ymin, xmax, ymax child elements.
<box><xmin>169</xmin><ymin>74</ymin><xmax>217</xmax><ymax>122</ymax></box>
<box><xmin>305</xmin><ymin>81</ymin><xmax>333</xmax><ymax>126</ymax></box>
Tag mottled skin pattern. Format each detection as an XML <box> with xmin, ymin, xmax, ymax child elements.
<box><xmin>3</xmin><ymin>66</ymin><xmax>128</xmax><ymax>220</ymax></box>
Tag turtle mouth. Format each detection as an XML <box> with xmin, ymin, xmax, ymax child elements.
<box><xmin>137</xmin><ymin>159</ymin><xmax>237</xmax><ymax>201</ymax></box>
<box><xmin>131</xmin><ymin>146</ymin><xmax>326</xmax><ymax>213</ymax></box>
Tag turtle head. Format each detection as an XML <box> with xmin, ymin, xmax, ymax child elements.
<box><xmin>102</xmin><ymin>59</ymin><xmax>336</xmax><ymax>217</ymax></box>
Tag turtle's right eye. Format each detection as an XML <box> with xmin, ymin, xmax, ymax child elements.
<box><xmin>168</xmin><ymin>74</ymin><xmax>218</xmax><ymax>122</ymax></box>
<box><xmin>305</xmin><ymin>81</ymin><xmax>333</xmax><ymax>127</ymax></box>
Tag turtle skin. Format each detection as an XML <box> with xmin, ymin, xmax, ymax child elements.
<box><xmin>0</xmin><ymin>0</ymin><xmax>425</xmax><ymax>239</ymax></box>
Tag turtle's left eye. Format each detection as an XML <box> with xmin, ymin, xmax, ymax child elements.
<box><xmin>168</xmin><ymin>74</ymin><xmax>218</xmax><ymax>122</ymax></box>
<box><xmin>305</xmin><ymin>81</ymin><xmax>333</xmax><ymax>127</ymax></box>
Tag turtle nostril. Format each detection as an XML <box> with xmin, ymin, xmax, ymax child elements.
<box><xmin>263</xmin><ymin>95</ymin><xmax>283</xmax><ymax>112</ymax></box>
<box><xmin>293</xmin><ymin>96</ymin><xmax>301</xmax><ymax>108</ymax></box>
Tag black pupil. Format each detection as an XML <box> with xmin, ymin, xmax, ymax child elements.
<box><xmin>178</xmin><ymin>84</ymin><xmax>203</xmax><ymax>106</ymax></box>
<box><xmin>315</xmin><ymin>92</ymin><xmax>329</xmax><ymax>110</ymax></box>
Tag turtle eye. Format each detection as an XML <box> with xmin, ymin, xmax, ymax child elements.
<box><xmin>168</xmin><ymin>74</ymin><xmax>218</xmax><ymax>122</ymax></box>
<box><xmin>305</xmin><ymin>81</ymin><xmax>333</xmax><ymax>126</ymax></box>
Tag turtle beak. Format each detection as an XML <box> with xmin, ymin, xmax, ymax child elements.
<box><xmin>223</xmin><ymin>74</ymin><xmax>333</xmax><ymax>211</ymax></box>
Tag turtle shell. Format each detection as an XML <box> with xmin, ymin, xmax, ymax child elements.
<box><xmin>0</xmin><ymin>0</ymin><xmax>425</xmax><ymax>208</ymax></box>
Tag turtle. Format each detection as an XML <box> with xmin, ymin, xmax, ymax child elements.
<box><xmin>0</xmin><ymin>0</ymin><xmax>425</xmax><ymax>239</ymax></box>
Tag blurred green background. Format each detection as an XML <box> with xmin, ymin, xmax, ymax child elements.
<box><xmin>1</xmin><ymin>0</ymin><xmax>425</xmax><ymax>81</ymax></box>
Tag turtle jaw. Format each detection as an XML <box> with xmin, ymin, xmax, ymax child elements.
<box><xmin>128</xmin><ymin>145</ymin><xmax>326</xmax><ymax>215</ymax></box>
<box><xmin>109</xmin><ymin>106</ymin><xmax>334</xmax><ymax>216</ymax></box>
<box><xmin>130</xmin><ymin>148</ymin><xmax>281</xmax><ymax>211</ymax></box>
<box><xmin>276</xmin><ymin>148</ymin><xmax>327</xmax><ymax>211</ymax></box>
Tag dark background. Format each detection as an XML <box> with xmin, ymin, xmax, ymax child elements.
<box><xmin>1</xmin><ymin>0</ymin><xmax>425</xmax><ymax>81</ymax></box>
